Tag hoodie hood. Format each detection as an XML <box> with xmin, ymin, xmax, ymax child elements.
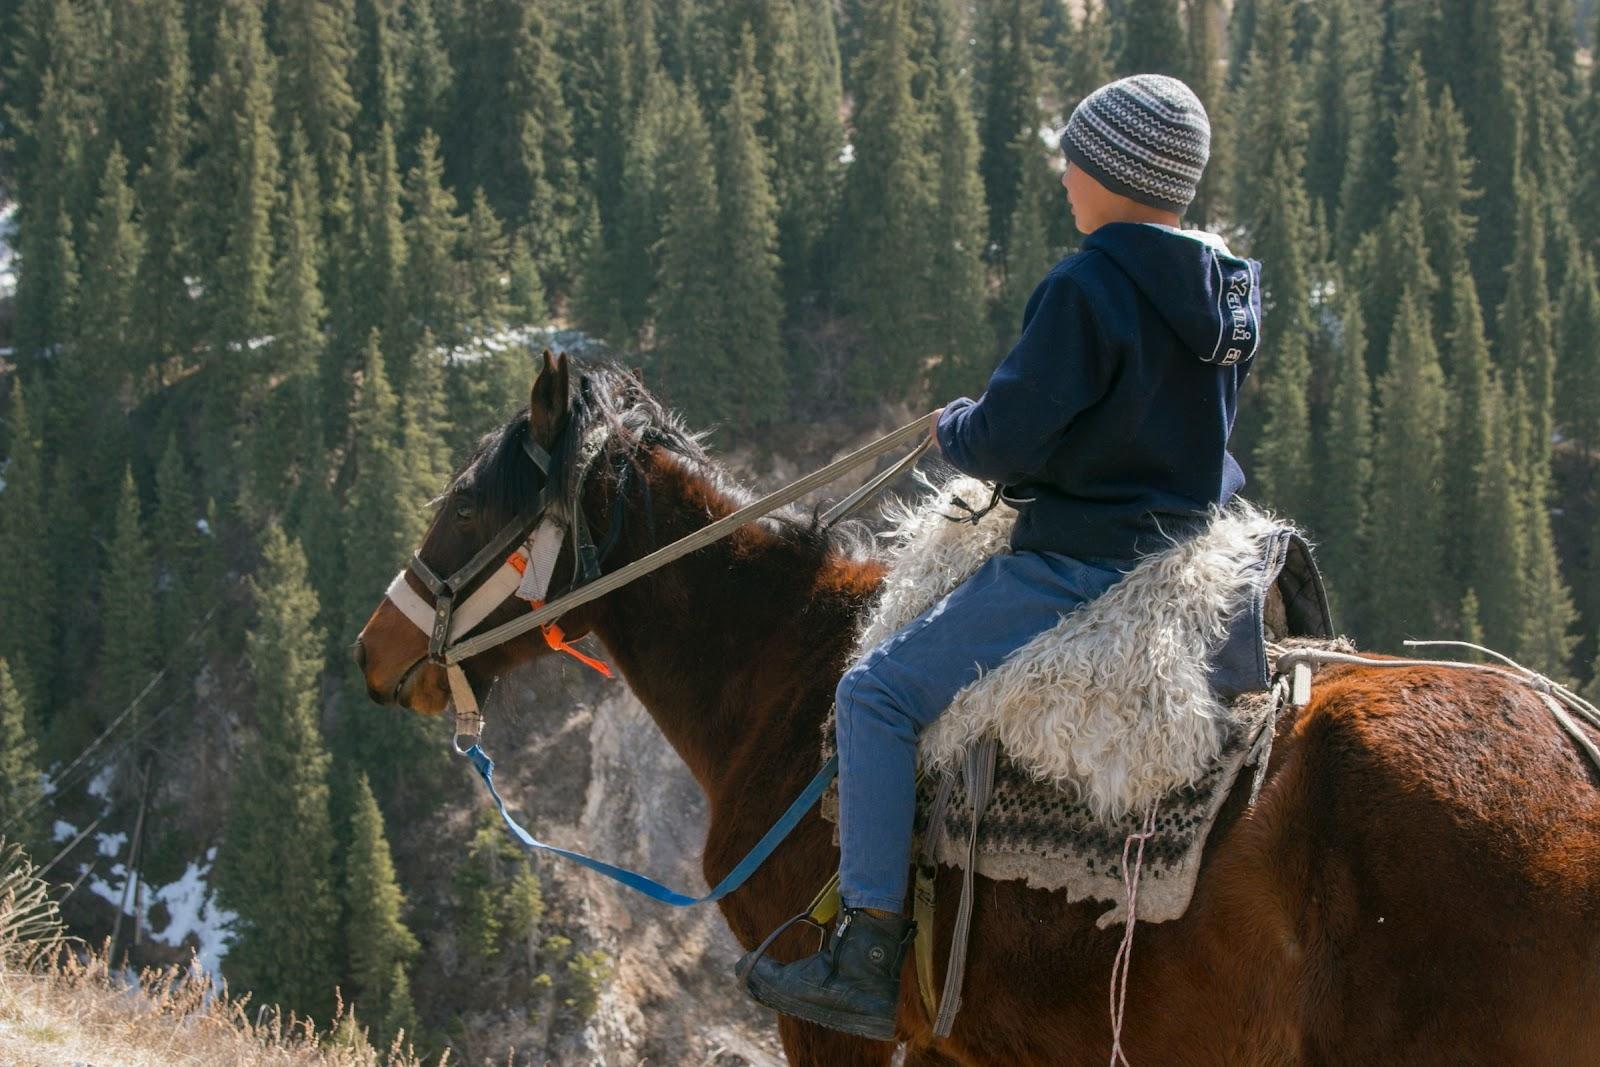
<box><xmin>1082</xmin><ymin>221</ymin><xmax>1262</xmax><ymax>366</ymax></box>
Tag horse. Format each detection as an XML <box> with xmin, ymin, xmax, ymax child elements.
<box><xmin>355</xmin><ymin>353</ymin><xmax>1600</xmax><ymax>1065</ymax></box>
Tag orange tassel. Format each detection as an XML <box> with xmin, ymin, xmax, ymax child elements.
<box><xmin>505</xmin><ymin>552</ymin><xmax>613</xmax><ymax>678</ymax></box>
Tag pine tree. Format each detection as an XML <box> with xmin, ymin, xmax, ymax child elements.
<box><xmin>1234</xmin><ymin>0</ymin><xmax>1314</xmax><ymax>519</ymax></box>
<box><xmin>275</xmin><ymin>0</ymin><xmax>359</xmax><ymax>218</ymax></box>
<box><xmin>581</xmin><ymin>0</ymin><xmax>631</xmax><ymax>261</ymax></box>
<box><xmin>1182</xmin><ymin>0</ymin><xmax>1228</xmax><ymax>227</ymax></box>
<box><xmin>341</xmin><ymin>331</ymin><xmax>424</xmax><ymax>640</ymax></box>
<box><xmin>1316</xmin><ymin>284</ymin><xmax>1373</xmax><ymax>630</ymax></box>
<box><xmin>78</xmin><ymin>145</ymin><xmax>144</xmax><ymax>400</ymax></box>
<box><xmin>927</xmin><ymin>52</ymin><xmax>997</xmax><ymax>402</ymax></box>
<box><xmin>1118</xmin><ymin>0</ymin><xmax>1187</xmax><ymax>76</ymax></box>
<box><xmin>763</xmin><ymin>0</ymin><xmax>846</xmax><ymax>305</ymax></box>
<box><xmin>397</xmin><ymin>0</ymin><xmax>452</xmax><ymax>156</ymax></box>
<box><xmin>714</xmin><ymin>30</ymin><xmax>788</xmax><ymax>434</ymax></box>
<box><xmin>507</xmin><ymin>233</ymin><xmax>548</xmax><ymax>327</ymax></box>
<box><xmin>132</xmin><ymin>0</ymin><xmax>194</xmax><ymax>389</ymax></box>
<box><xmin>361</xmin><ymin>124</ymin><xmax>409</xmax><ymax>348</ymax></box>
<box><xmin>454</xmin><ymin>812</ymin><xmax>545</xmax><ymax>964</ymax></box>
<box><xmin>1366</xmin><ymin>291</ymin><xmax>1449</xmax><ymax>650</ymax></box>
<box><xmin>451</xmin><ymin>0</ymin><xmax>579</xmax><ymax>281</ymax></box>
<box><xmin>1439</xmin><ymin>267</ymin><xmax>1495</xmax><ymax>610</ymax></box>
<box><xmin>403</xmin><ymin>130</ymin><xmax>465</xmax><ymax>359</ymax></box>
<box><xmin>253</xmin><ymin>126</ymin><xmax>327</xmax><ymax>511</ymax></box>
<box><xmin>650</xmin><ymin>92</ymin><xmax>728</xmax><ymax>425</ymax></box>
<box><xmin>12</xmin><ymin>74</ymin><xmax>81</xmax><ymax>361</ymax></box>
<box><xmin>1333</xmin><ymin>0</ymin><xmax>1438</xmax><ymax>247</ymax></box>
<box><xmin>1424</xmin><ymin>90</ymin><xmax>1479</xmax><ymax>359</ymax></box>
<box><xmin>1471</xmin><ymin>375</ymin><xmax>1528</xmax><ymax>651</ymax></box>
<box><xmin>217</xmin><ymin>524</ymin><xmax>340</xmax><ymax>1020</ymax></box>
<box><xmin>97</xmin><ymin>467</ymin><xmax>159</xmax><ymax>727</ymax></box>
<box><xmin>838</xmin><ymin>0</ymin><xmax>935</xmax><ymax>399</ymax></box>
<box><xmin>152</xmin><ymin>434</ymin><xmax>202</xmax><ymax>662</ymax></box>
<box><xmin>1304</xmin><ymin>0</ymin><xmax>1374</xmax><ymax>245</ymax></box>
<box><xmin>0</xmin><ymin>383</ymin><xmax>53</xmax><ymax>705</ymax></box>
<box><xmin>197</xmin><ymin>0</ymin><xmax>279</xmax><ymax>347</ymax></box>
<box><xmin>1514</xmin><ymin>0</ymin><xmax>1574</xmax><ymax>210</ymax></box>
<box><xmin>1451</xmin><ymin>0</ymin><xmax>1526</xmax><ymax>321</ymax></box>
<box><xmin>1515</xmin><ymin>457</ymin><xmax>1579</xmax><ymax>679</ymax></box>
<box><xmin>1064</xmin><ymin>0</ymin><xmax>1112</xmax><ymax>113</ymax></box>
<box><xmin>401</xmin><ymin>338</ymin><xmax>453</xmax><ymax>507</ymax></box>
<box><xmin>461</xmin><ymin>188</ymin><xmax>508</xmax><ymax>337</ymax></box>
<box><xmin>345</xmin><ymin>773</ymin><xmax>419</xmax><ymax>1047</ymax></box>
<box><xmin>574</xmin><ymin>70</ymin><xmax>675</xmax><ymax>344</ymax></box>
<box><xmin>1499</xmin><ymin>173</ymin><xmax>1557</xmax><ymax>479</ymax></box>
<box><xmin>196</xmin><ymin>0</ymin><xmax>279</xmax><ymax>483</ymax></box>
<box><xmin>1576</xmin><ymin>40</ymin><xmax>1600</xmax><ymax>258</ymax></box>
<box><xmin>1349</xmin><ymin>63</ymin><xmax>1439</xmax><ymax>374</ymax></box>
<box><xmin>0</xmin><ymin>662</ymin><xmax>43</xmax><ymax>854</ymax></box>
<box><xmin>353</xmin><ymin>0</ymin><xmax>402</xmax><ymax>142</ymax></box>
<box><xmin>1358</xmin><ymin>194</ymin><xmax>1438</xmax><ymax>382</ymax></box>
<box><xmin>1556</xmin><ymin>248</ymin><xmax>1600</xmax><ymax>468</ymax></box>
<box><xmin>3</xmin><ymin>0</ymin><xmax>93</xmax><ymax>193</ymax></box>
<box><xmin>978</xmin><ymin>0</ymin><xmax>1039</xmax><ymax>255</ymax></box>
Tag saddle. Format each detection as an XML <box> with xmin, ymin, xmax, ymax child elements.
<box><xmin>817</xmin><ymin>476</ymin><xmax>1340</xmax><ymax>1031</ymax></box>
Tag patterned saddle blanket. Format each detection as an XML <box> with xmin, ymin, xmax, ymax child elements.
<box><xmin>820</xmin><ymin>475</ymin><xmax>1338</xmax><ymax>926</ymax></box>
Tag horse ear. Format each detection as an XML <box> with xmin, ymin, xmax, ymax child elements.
<box><xmin>529</xmin><ymin>348</ymin><xmax>570</xmax><ymax>448</ymax></box>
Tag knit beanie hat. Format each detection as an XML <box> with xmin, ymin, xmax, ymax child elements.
<box><xmin>1062</xmin><ymin>74</ymin><xmax>1211</xmax><ymax>214</ymax></box>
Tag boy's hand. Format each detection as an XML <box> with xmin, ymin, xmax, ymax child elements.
<box><xmin>928</xmin><ymin>407</ymin><xmax>943</xmax><ymax>452</ymax></box>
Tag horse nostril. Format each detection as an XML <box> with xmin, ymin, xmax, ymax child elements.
<box><xmin>353</xmin><ymin>640</ymin><xmax>368</xmax><ymax>671</ymax></box>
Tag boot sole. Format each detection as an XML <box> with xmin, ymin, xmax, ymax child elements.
<box><xmin>742</xmin><ymin>973</ymin><xmax>898</xmax><ymax>1042</ymax></box>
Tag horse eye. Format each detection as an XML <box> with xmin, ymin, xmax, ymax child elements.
<box><xmin>455</xmin><ymin>503</ymin><xmax>474</xmax><ymax>521</ymax></box>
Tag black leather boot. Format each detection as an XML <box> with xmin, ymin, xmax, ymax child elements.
<box><xmin>736</xmin><ymin>907</ymin><xmax>915</xmax><ymax>1041</ymax></box>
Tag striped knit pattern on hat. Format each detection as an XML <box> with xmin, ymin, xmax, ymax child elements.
<box><xmin>1063</xmin><ymin>74</ymin><xmax>1210</xmax><ymax>214</ymax></box>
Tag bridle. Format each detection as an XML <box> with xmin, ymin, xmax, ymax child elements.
<box><xmin>382</xmin><ymin>425</ymin><xmax>619</xmax><ymax>748</ymax></box>
<box><xmin>378</xmin><ymin>403</ymin><xmax>935</xmax><ymax>751</ymax></box>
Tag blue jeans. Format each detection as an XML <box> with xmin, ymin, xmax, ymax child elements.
<box><xmin>834</xmin><ymin>549</ymin><xmax>1128</xmax><ymax>912</ymax></box>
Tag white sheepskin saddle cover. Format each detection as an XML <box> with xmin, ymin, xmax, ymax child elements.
<box><xmin>867</xmin><ymin>475</ymin><xmax>1281</xmax><ymax>817</ymax></box>
<box><xmin>821</xmin><ymin>475</ymin><xmax>1327</xmax><ymax>926</ymax></box>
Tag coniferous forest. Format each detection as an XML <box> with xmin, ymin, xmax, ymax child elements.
<box><xmin>2</xmin><ymin>0</ymin><xmax>1600</xmax><ymax>1060</ymax></box>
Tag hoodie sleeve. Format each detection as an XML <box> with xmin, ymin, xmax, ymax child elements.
<box><xmin>936</xmin><ymin>270</ymin><xmax>1113</xmax><ymax>485</ymax></box>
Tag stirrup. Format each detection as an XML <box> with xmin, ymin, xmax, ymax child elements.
<box><xmin>734</xmin><ymin>910</ymin><xmax>827</xmax><ymax>983</ymax></box>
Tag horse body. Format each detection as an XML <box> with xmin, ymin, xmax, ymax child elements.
<box><xmin>356</xmin><ymin>360</ymin><xmax>1600</xmax><ymax>1065</ymax></box>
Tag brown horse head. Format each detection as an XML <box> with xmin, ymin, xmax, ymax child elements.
<box><xmin>354</xmin><ymin>349</ymin><xmax>601</xmax><ymax>714</ymax></box>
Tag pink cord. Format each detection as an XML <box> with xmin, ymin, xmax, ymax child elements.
<box><xmin>1109</xmin><ymin>803</ymin><xmax>1158</xmax><ymax>1067</ymax></box>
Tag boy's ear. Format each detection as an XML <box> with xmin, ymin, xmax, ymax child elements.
<box><xmin>529</xmin><ymin>349</ymin><xmax>571</xmax><ymax>450</ymax></box>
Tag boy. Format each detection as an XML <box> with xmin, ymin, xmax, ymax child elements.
<box><xmin>742</xmin><ymin>74</ymin><xmax>1262</xmax><ymax>1040</ymax></box>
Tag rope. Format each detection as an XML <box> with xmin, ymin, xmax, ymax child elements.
<box><xmin>1108</xmin><ymin>803</ymin><xmax>1159</xmax><ymax>1067</ymax></box>
<box><xmin>1272</xmin><ymin>640</ymin><xmax>1600</xmax><ymax>777</ymax></box>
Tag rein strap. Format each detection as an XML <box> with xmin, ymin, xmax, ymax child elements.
<box><xmin>465</xmin><ymin>744</ymin><xmax>839</xmax><ymax>907</ymax></box>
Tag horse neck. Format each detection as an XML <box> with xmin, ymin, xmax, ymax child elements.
<box><xmin>584</xmin><ymin>447</ymin><xmax>882</xmax><ymax>800</ymax></box>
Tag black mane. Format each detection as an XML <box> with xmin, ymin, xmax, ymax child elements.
<box><xmin>447</xmin><ymin>359</ymin><xmax>872</xmax><ymax>560</ymax></box>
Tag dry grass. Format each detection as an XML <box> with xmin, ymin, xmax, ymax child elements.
<box><xmin>0</xmin><ymin>842</ymin><xmax>434</xmax><ymax>1067</ymax></box>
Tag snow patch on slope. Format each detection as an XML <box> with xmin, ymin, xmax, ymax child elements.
<box><xmin>84</xmin><ymin>847</ymin><xmax>237</xmax><ymax>977</ymax></box>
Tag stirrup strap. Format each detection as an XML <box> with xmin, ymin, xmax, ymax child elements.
<box><xmin>733</xmin><ymin>910</ymin><xmax>826</xmax><ymax>983</ymax></box>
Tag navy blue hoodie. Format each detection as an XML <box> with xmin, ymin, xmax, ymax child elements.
<box><xmin>935</xmin><ymin>221</ymin><xmax>1263</xmax><ymax>562</ymax></box>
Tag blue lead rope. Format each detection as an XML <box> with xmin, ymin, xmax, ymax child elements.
<box><xmin>463</xmin><ymin>744</ymin><xmax>839</xmax><ymax>907</ymax></box>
